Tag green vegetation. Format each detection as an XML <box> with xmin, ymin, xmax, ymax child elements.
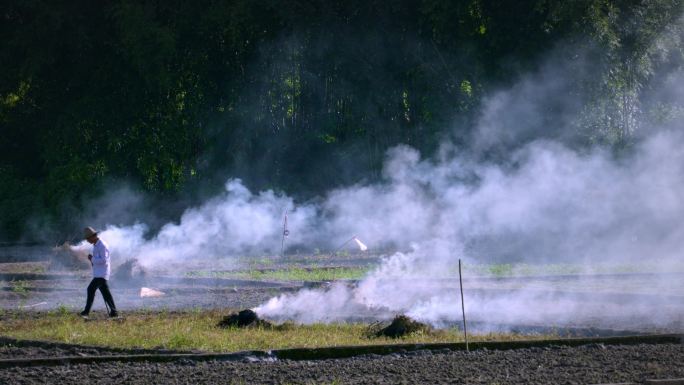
<box><xmin>1</xmin><ymin>1</ymin><xmax>682</xmax><ymax>241</ymax></box>
<box><xmin>0</xmin><ymin>310</ymin><xmax>556</xmax><ymax>352</ymax></box>
<box><xmin>52</xmin><ymin>304</ymin><xmax>73</xmax><ymax>316</ymax></box>
<box><xmin>182</xmin><ymin>261</ymin><xmax>681</xmax><ymax>282</ymax></box>
<box><xmin>462</xmin><ymin>262</ymin><xmax>677</xmax><ymax>277</ymax></box>
<box><xmin>464</xmin><ymin>263</ymin><xmax>584</xmax><ymax>277</ymax></box>
<box><xmin>187</xmin><ymin>266</ymin><xmax>372</xmax><ymax>281</ymax></box>
<box><xmin>9</xmin><ymin>280</ymin><xmax>30</xmax><ymax>296</ymax></box>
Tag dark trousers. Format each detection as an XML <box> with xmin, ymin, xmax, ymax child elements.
<box><xmin>83</xmin><ymin>278</ymin><xmax>117</xmax><ymax>314</ymax></box>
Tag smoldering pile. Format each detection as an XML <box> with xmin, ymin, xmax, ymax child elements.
<box><xmin>370</xmin><ymin>315</ymin><xmax>432</xmax><ymax>338</ymax></box>
<box><xmin>217</xmin><ymin>309</ymin><xmax>273</xmax><ymax>329</ymax></box>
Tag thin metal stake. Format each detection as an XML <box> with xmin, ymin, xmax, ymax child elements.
<box><xmin>459</xmin><ymin>258</ymin><xmax>469</xmax><ymax>352</ymax></box>
<box><xmin>280</xmin><ymin>210</ymin><xmax>289</xmax><ymax>257</ymax></box>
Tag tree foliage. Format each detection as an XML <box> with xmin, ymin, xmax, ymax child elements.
<box><xmin>0</xmin><ymin>0</ymin><xmax>682</xmax><ymax>241</ymax></box>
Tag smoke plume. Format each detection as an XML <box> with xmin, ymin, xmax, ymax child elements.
<box><xmin>72</xmin><ymin>20</ymin><xmax>684</xmax><ymax>330</ymax></box>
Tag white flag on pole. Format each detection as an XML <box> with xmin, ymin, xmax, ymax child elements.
<box><xmin>353</xmin><ymin>237</ymin><xmax>368</xmax><ymax>251</ymax></box>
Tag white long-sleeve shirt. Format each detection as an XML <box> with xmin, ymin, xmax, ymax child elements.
<box><xmin>91</xmin><ymin>239</ymin><xmax>111</xmax><ymax>280</ymax></box>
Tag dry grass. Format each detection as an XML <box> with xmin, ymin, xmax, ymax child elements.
<box><xmin>0</xmin><ymin>310</ymin><xmax>556</xmax><ymax>352</ymax></box>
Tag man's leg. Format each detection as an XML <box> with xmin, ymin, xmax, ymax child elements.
<box><xmin>81</xmin><ymin>279</ymin><xmax>99</xmax><ymax>315</ymax></box>
<box><xmin>98</xmin><ymin>279</ymin><xmax>118</xmax><ymax>316</ymax></box>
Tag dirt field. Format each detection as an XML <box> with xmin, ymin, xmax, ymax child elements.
<box><xmin>1</xmin><ymin>340</ymin><xmax>683</xmax><ymax>384</ymax></box>
<box><xmin>1</xmin><ymin>247</ymin><xmax>684</xmax><ymax>384</ymax></box>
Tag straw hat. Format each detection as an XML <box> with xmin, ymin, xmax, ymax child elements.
<box><xmin>83</xmin><ymin>227</ymin><xmax>99</xmax><ymax>239</ymax></box>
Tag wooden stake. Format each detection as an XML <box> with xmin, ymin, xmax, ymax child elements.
<box><xmin>459</xmin><ymin>258</ymin><xmax>469</xmax><ymax>352</ymax></box>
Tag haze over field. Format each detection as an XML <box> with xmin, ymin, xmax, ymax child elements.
<box><xmin>2</xmin><ymin>1</ymin><xmax>682</xmax><ymax>329</ymax></box>
<box><xmin>66</xmin><ymin>13</ymin><xmax>684</xmax><ymax>329</ymax></box>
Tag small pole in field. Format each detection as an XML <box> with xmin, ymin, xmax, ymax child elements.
<box><xmin>459</xmin><ymin>258</ymin><xmax>469</xmax><ymax>352</ymax></box>
<box><xmin>281</xmin><ymin>210</ymin><xmax>289</xmax><ymax>257</ymax></box>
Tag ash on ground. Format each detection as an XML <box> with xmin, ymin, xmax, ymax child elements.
<box><xmin>217</xmin><ymin>309</ymin><xmax>273</xmax><ymax>329</ymax></box>
<box><xmin>372</xmin><ymin>315</ymin><xmax>432</xmax><ymax>338</ymax></box>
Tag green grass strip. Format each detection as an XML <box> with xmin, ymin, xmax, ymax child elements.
<box><xmin>0</xmin><ymin>310</ymin><xmax>556</xmax><ymax>353</ymax></box>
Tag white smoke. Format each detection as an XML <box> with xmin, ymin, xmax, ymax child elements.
<box><xmin>72</xmin><ymin>20</ymin><xmax>684</xmax><ymax>330</ymax></box>
<box><xmin>254</xmin><ymin>39</ymin><xmax>684</xmax><ymax>327</ymax></box>
<box><xmin>74</xmin><ymin>180</ymin><xmax>317</xmax><ymax>270</ymax></box>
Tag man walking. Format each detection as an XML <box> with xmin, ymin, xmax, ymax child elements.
<box><xmin>80</xmin><ymin>227</ymin><xmax>118</xmax><ymax>318</ymax></box>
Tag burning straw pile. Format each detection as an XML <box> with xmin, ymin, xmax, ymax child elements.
<box><xmin>217</xmin><ymin>309</ymin><xmax>273</xmax><ymax>329</ymax></box>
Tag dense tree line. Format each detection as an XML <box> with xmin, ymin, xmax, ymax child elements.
<box><xmin>1</xmin><ymin>0</ymin><xmax>682</xmax><ymax>241</ymax></box>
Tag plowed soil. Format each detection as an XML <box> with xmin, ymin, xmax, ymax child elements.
<box><xmin>1</xmin><ymin>342</ymin><xmax>683</xmax><ymax>384</ymax></box>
